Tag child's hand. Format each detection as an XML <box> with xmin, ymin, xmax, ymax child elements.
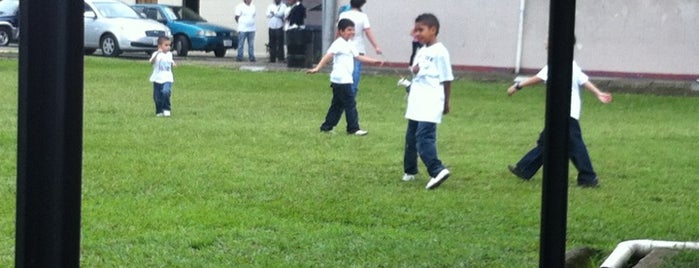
<box><xmin>507</xmin><ymin>85</ymin><xmax>518</xmax><ymax>96</ymax></box>
<box><xmin>597</xmin><ymin>92</ymin><xmax>612</xmax><ymax>104</ymax></box>
<box><xmin>411</xmin><ymin>64</ymin><xmax>420</xmax><ymax>74</ymax></box>
<box><xmin>306</xmin><ymin>68</ymin><xmax>318</xmax><ymax>74</ymax></box>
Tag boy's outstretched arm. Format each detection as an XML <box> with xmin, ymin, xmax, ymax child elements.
<box><xmin>306</xmin><ymin>53</ymin><xmax>334</xmax><ymax>74</ymax></box>
<box><xmin>355</xmin><ymin>55</ymin><xmax>384</xmax><ymax>66</ymax></box>
<box><xmin>507</xmin><ymin>76</ymin><xmax>544</xmax><ymax>96</ymax></box>
<box><xmin>443</xmin><ymin>81</ymin><xmax>451</xmax><ymax>115</ymax></box>
<box><xmin>582</xmin><ymin>81</ymin><xmax>613</xmax><ymax>104</ymax></box>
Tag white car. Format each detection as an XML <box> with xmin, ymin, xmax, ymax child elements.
<box><xmin>84</xmin><ymin>0</ymin><xmax>171</xmax><ymax>56</ymax></box>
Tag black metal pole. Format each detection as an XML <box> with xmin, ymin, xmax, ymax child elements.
<box><xmin>540</xmin><ymin>0</ymin><xmax>576</xmax><ymax>267</ymax></box>
<box><xmin>16</xmin><ymin>0</ymin><xmax>84</xmax><ymax>267</ymax></box>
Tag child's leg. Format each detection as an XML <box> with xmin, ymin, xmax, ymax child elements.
<box><xmin>403</xmin><ymin>120</ymin><xmax>419</xmax><ymax>175</ymax></box>
<box><xmin>341</xmin><ymin>84</ymin><xmax>360</xmax><ymax>133</ymax></box>
<box><xmin>513</xmin><ymin>131</ymin><xmax>545</xmax><ymax>179</ymax></box>
<box><xmin>320</xmin><ymin>84</ymin><xmax>345</xmax><ymax>131</ymax></box>
<box><xmin>568</xmin><ymin>118</ymin><xmax>597</xmax><ymax>183</ymax></box>
<box><xmin>351</xmin><ymin>59</ymin><xmax>363</xmax><ymax>95</ymax></box>
<box><xmin>153</xmin><ymin>82</ymin><xmax>163</xmax><ymax>114</ymax></box>
<box><xmin>415</xmin><ymin>121</ymin><xmax>445</xmax><ymax>177</ymax></box>
<box><xmin>161</xmin><ymin>82</ymin><xmax>172</xmax><ymax>112</ymax></box>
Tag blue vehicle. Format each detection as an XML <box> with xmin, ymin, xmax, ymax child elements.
<box><xmin>0</xmin><ymin>0</ymin><xmax>19</xmax><ymax>46</ymax></box>
<box><xmin>131</xmin><ymin>4</ymin><xmax>237</xmax><ymax>57</ymax></box>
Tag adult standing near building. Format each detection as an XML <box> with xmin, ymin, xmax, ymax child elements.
<box><xmin>266</xmin><ymin>0</ymin><xmax>286</xmax><ymax>63</ymax></box>
<box><xmin>338</xmin><ymin>0</ymin><xmax>382</xmax><ymax>95</ymax></box>
<box><xmin>286</xmin><ymin>0</ymin><xmax>306</xmax><ymax>29</ymax></box>
<box><xmin>235</xmin><ymin>0</ymin><xmax>257</xmax><ymax>62</ymax></box>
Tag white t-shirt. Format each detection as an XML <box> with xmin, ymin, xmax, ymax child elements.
<box><xmin>326</xmin><ymin>37</ymin><xmax>358</xmax><ymax>84</ymax></box>
<box><xmin>535</xmin><ymin>61</ymin><xmax>589</xmax><ymax>120</ymax></box>
<box><xmin>338</xmin><ymin>10</ymin><xmax>370</xmax><ymax>54</ymax></box>
<box><xmin>149</xmin><ymin>51</ymin><xmax>175</xmax><ymax>83</ymax></box>
<box><xmin>266</xmin><ymin>3</ymin><xmax>286</xmax><ymax>29</ymax></box>
<box><xmin>235</xmin><ymin>3</ymin><xmax>256</xmax><ymax>32</ymax></box>
<box><xmin>406</xmin><ymin>42</ymin><xmax>454</xmax><ymax>123</ymax></box>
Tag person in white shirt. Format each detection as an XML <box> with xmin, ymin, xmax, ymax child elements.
<box><xmin>506</xmin><ymin>39</ymin><xmax>613</xmax><ymax>188</ymax></box>
<box><xmin>235</xmin><ymin>0</ymin><xmax>257</xmax><ymax>62</ymax></box>
<box><xmin>149</xmin><ymin>36</ymin><xmax>177</xmax><ymax>117</ymax></box>
<box><xmin>306</xmin><ymin>19</ymin><xmax>383</xmax><ymax>136</ymax></box>
<box><xmin>266</xmin><ymin>0</ymin><xmax>286</xmax><ymax>62</ymax></box>
<box><xmin>338</xmin><ymin>0</ymin><xmax>382</xmax><ymax>95</ymax></box>
<box><xmin>402</xmin><ymin>14</ymin><xmax>453</xmax><ymax>190</ymax></box>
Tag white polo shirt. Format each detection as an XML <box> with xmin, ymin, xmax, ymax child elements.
<box><xmin>405</xmin><ymin>42</ymin><xmax>454</xmax><ymax>123</ymax></box>
<box><xmin>235</xmin><ymin>2</ymin><xmax>256</xmax><ymax>32</ymax></box>
<box><xmin>326</xmin><ymin>37</ymin><xmax>358</xmax><ymax>84</ymax></box>
<box><xmin>266</xmin><ymin>3</ymin><xmax>286</xmax><ymax>30</ymax></box>
<box><xmin>535</xmin><ymin>61</ymin><xmax>589</xmax><ymax>120</ymax></box>
<box><xmin>338</xmin><ymin>10</ymin><xmax>371</xmax><ymax>54</ymax></box>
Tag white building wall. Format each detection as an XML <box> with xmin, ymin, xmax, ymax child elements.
<box><xmin>124</xmin><ymin>0</ymin><xmax>698</xmax><ymax>78</ymax></box>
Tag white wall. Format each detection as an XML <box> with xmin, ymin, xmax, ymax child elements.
<box><xmin>125</xmin><ymin>0</ymin><xmax>698</xmax><ymax>78</ymax></box>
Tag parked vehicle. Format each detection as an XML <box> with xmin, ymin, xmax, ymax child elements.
<box><xmin>84</xmin><ymin>0</ymin><xmax>171</xmax><ymax>57</ymax></box>
<box><xmin>0</xmin><ymin>0</ymin><xmax>19</xmax><ymax>46</ymax></box>
<box><xmin>131</xmin><ymin>4</ymin><xmax>237</xmax><ymax>57</ymax></box>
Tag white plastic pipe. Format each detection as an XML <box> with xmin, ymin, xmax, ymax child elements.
<box><xmin>600</xmin><ymin>239</ymin><xmax>699</xmax><ymax>268</ymax></box>
<box><xmin>514</xmin><ymin>0</ymin><xmax>526</xmax><ymax>74</ymax></box>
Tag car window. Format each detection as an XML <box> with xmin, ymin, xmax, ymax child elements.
<box><xmin>0</xmin><ymin>0</ymin><xmax>19</xmax><ymax>15</ymax></box>
<box><xmin>84</xmin><ymin>3</ymin><xmax>94</xmax><ymax>12</ymax></box>
<box><xmin>167</xmin><ymin>6</ymin><xmax>205</xmax><ymax>22</ymax></box>
<box><xmin>139</xmin><ymin>7</ymin><xmax>165</xmax><ymax>21</ymax></box>
<box><xmin>93</xmin><ymin>2</ymin><xmax>140</xmax><ymax>19</ymax></box>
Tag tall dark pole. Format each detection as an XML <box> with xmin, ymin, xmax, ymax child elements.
<box><xmin>540</xmin><ymin>0</ymin><xmax>576</xmax><ymax>267</ymax></box>
<box><xmin>16</xmin><ymin>0</ymin><xmax>84</xmax><ymax>267</ymax></box>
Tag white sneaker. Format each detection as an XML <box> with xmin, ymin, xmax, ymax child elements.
<box><xmin>402</xmin><ymin>173</ymin><xmax>416</xmax><ymax>181</ymax></box>
<box><xmin>163</xmin><ymin>110</ymin><xmax>171</xmax><ymax>117</ymax></box>
<box><xmin>351</xmin><ymin>130</ymin><xmax>368</xmax><ymax>136</ymax></box>
<box><xmin>156</xmin><ymin>113</ymin><xmax>164</xmax><ymax>117</ymax></box>
<box><xmin>426</xmin><ymin>168</ymin><xmax>450</xmax><ymax>190</ymax></box>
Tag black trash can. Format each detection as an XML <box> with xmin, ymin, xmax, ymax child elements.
<box><xmin>286</xmin><ymin>28</ymin><xmax>311</xmax><ymax>68</ymax></box>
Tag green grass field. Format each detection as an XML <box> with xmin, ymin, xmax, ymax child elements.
<box><xmin>1</xmin><ymin>57</ymin><xmax>698</xmax><ymax>267</ymax></box>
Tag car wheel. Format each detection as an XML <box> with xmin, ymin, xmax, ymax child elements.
<box><xmin>0</xmin><ymin>27</ymin><xmax>10</xmax><ymax>46</ymax></box>
<box><xmin>84</xmin><ymin>49</ymin><xmax>96</xmax><ymax>55</ymax></box>
<box><xmin>174</xmin><ymin>35</ymin><xmax>189</xmax><ymax>57</ymax></box>
<box><xmin>100</xmin><ymin>34</ymin><xmax>121</xmax><ymax>57</ymax></box>
<box><xmin>214</xmin><ymin>48</ymin><xmax>226</xmax><ymax>58</ymax></box>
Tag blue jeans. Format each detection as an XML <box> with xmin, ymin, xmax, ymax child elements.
<box><xmin>514</xmin><ymin>118</ymin><xmax>597</xmax><ymax>183</ymax></box>
<box><xmin>404</xmin><ymin>120</ymin><xmax>445</xmax><ymax>178</ymax></box>
<box><xmin>320</xmin><ymin>83</ymin><xmax>360</xmax><ymax>133</ymax></box>
<box><xmin>351</xmin><ymin>59</ymin><xmax>363</xmax><ymax>94</ymax></box>
<box><xmin>153</xmin><ymin>82</ymin><xmax>172</xmax><ymax>114</ymax></box>
<box><xmin>237</xmin><ymin>31</ymin><xmax>255</xmax><ymax>61</ymax></box>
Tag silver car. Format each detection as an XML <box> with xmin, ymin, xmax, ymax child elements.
<box><xmin>84</xmin><ymin>0</ymin><xmax>171</xmax><ymax>56</ymax></box>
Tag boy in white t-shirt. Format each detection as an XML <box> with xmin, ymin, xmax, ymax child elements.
<box><xmin>506</xmin><ymin>40</ymin><xmax>613</xmax><ymax>188</ymax></box>
<box><xmin>307</xmin><ymin>19</ymin><xmax>383</xmax><ymax>136</ymax></box>
<box><xmin>338</xmin><ymin>0</ymin><xmax>382</xmax><ymax>95</ymax></box>
<box><xmin>402</xmin><ymin>14</ymin><xmax>453</xmax><ymax>190</ymax></box>
<box><xmin>149</xmin><ymin>36</ymin><xmax>177</xmax><ymax>117</ymax></box>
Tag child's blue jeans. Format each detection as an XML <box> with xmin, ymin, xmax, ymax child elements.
<box><xmin>153</xmin><ymin>82</ymin><xmax>172</xmax><ymax>114</ymax></box>
<box><xmin>404</xmin><ymin>120</ymin><xmax>446</xmax><ymax>178</ymax></box>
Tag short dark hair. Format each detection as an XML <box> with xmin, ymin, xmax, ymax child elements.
<box><xmin>157</xmin><ymin>36</ymin><xmax>171</xmax><ymax>45</ymax></box>
<box><xmin>415</xmin><ymin>13</ymin><xmax>440</xmax><ymax>35</ymax></box>
<box><xmin>350</xmin><ymin>0</ymin><xmax>366</xmax><ymax>9</ymax></box>
<box><xmin>337</xmin><ymin>18</ymin><xmax>355</xmax><ymax>31</ymax></box>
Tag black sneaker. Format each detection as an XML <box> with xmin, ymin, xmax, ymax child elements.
<box><xmin>508</xmin><ymin>165</ymin><xmax>529</xmax><ymax>181</ymax></box>
<box><xmin>577</xmin><ymin>179</ymin><xmax>599</xmax><ymax>188</ymax></box>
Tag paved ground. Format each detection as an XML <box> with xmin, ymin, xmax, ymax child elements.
<box><xmin>2</xmin><ymin>44</ymin><xmax>697</xmax><ymax>96</ymax></box>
